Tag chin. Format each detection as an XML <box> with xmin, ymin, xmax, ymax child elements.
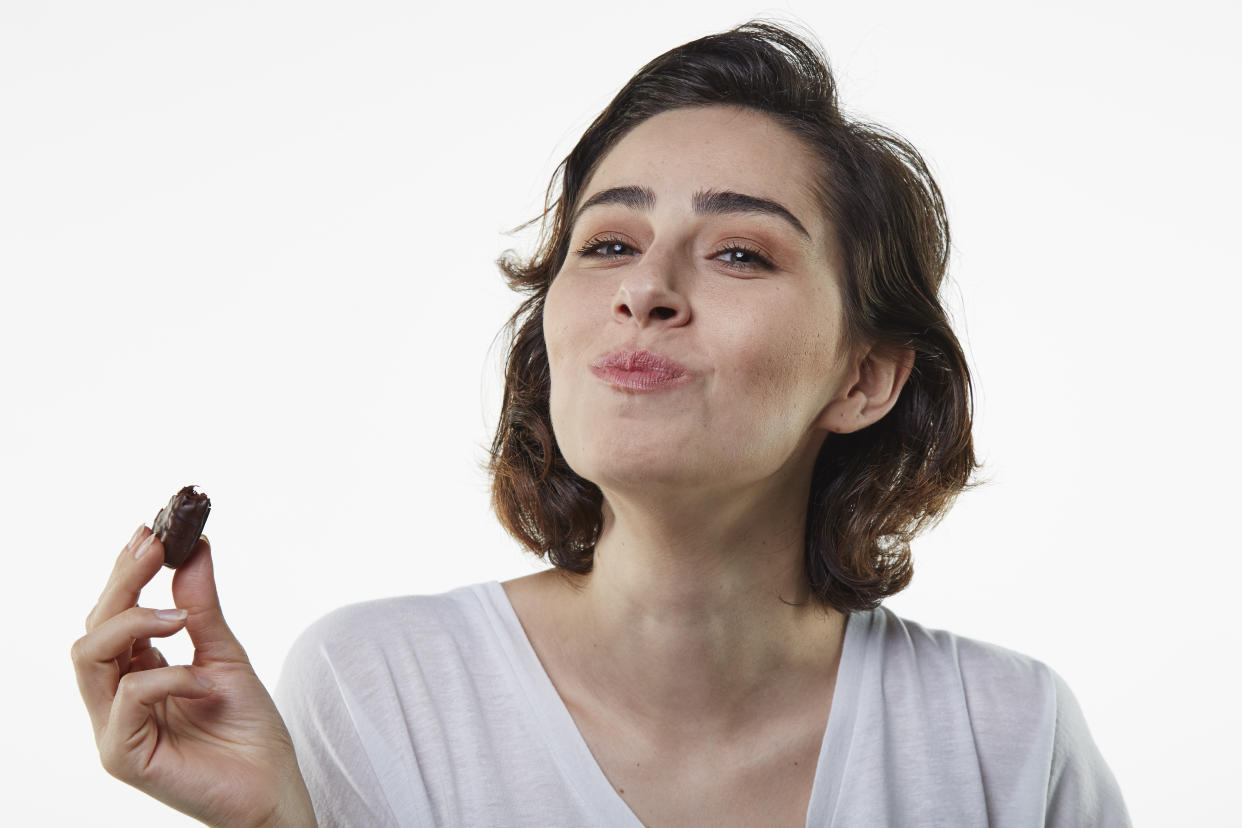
<box><xmin>553</xmin><ymin>405</ymin><xmax>717</xmax><ymax>488</ymax></box>
<box><xmin>565</xmin><ymin>444</ymin><xmax>714</xmax><ymax>495</ymax></box>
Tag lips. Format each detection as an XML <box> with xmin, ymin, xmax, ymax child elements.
<box><xmin>591</xmin><ymin>348</ymin><xmax>688</xmax><ymax>375</ymax></box>
<box><xmin>589</xmin><ymin>348</ymin><xmax>691</xmax><ymax>393</ymax></box>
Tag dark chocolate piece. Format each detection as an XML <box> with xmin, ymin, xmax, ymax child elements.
<box><xmin>152</xmin><ymin>485</ymin><xmax>211</xmax><ymax>569</ymax></box>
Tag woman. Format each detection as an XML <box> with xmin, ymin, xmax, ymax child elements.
<box><xmin>72</xmin><ymin>20</ymin><xmax>1131</xmax><ymax>827</ymax></box>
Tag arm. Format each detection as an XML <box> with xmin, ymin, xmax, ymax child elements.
<box><xmin>1045</xmin><ymin>669</ymin><xmax>1133</xmax><ymax>828</ymax></box>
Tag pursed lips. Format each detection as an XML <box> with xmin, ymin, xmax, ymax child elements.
<box><xmin>589</xmin><ymin>348</ymin><xmax>692</xmax><ymax>393</ymax></box>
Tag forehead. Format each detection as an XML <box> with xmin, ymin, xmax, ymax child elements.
<box><xmin>583</xmin><ymin>105</ymin><xmax>823</xmax><ymax>228</ymax></box>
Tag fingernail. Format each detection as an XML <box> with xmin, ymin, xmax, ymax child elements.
<box><xmin>199</xmin><ymin>534</ymin><xmax>210</xmax><ymax>548</ymax></box>
<box><xmin>194</xmin><ymin>672</ymin><xmax>214</xmax><ymax>690</ymax></box>
<box><xmin>134</xmin><ymin>534</ymin><xmax>156</xmax><ymax>560</ymax></box>
<box><xmin>155</xmin><ymin>608</ymin><xmax>188</xmax><ymax>622</ymax></box>
<box><xmin>126</xmin><ymin>524</ymin><xmax>146</xmax><ymax>550</ymax></box>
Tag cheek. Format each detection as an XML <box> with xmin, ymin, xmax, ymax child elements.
<box><xmin>542</xmin><ymin>279</ymin><xmax>589</xmax><ymax>437</ymax></box>
<box><xmin>544</xmin><ymin>271</ymin><xmax>596</xmax><ymax>335</ymax></box>
<box><xmin>542</xmin><ymin>278</ymin><xmax>576</xmax><ymax>371</ymax></box>
<box><xmin>735</xmin><ymin>305</ymin><xmax>842</xmax><ymax>415</ymax></box>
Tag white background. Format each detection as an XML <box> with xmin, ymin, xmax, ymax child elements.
<box><xmin>3</xmin><ymin>1</ymin><xmax>1238</xmax><ymax>825</ymax></box>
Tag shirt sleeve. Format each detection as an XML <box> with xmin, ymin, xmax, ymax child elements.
<box><xmin>274</xmin><ymin>614</ymin><xmax>405</xmax><ymax>828</ymax></box>
<box><xmin>1045</xmin><ymin>669</ymin><xmax>1133</xmax><ymax>827</ymax></box>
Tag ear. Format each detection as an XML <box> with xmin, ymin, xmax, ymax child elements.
<box><xmin>814</xmin><ymin>345</ymin><xmax>915</xmax><ymax>434</ymax></box>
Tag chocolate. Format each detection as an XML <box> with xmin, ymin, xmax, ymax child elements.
<box><xmin>151</xmin><ymin>485</ymin><xmax>211</xmax><ymax>568</ymax></box>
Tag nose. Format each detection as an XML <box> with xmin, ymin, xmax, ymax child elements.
<box><xmin>611</xmin><ymin>255</ymin><xmax>690</xmax><ymax>328</ymax></box>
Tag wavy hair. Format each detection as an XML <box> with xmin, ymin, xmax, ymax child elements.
<box><xmin>486</xmin><ymin>19</ymin><xmax>978</xmax><ymax>613</ymax></box>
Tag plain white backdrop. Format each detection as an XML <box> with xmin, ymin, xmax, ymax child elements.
<box><xmin>3</xmin><ymin>1</ymin><xmax>1239</xmax><ymax>824</ymax></box>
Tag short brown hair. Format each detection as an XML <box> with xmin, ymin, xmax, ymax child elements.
<box><xmin>487</xmin><ymin>19</ymin><xmax>978</xmax><ymax>613</ymax></box>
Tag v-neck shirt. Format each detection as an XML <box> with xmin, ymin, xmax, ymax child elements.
<box><xmin>275</xmin><ymin>581</ymin><xmax>1131</xmax><ymax>826</ymax></box>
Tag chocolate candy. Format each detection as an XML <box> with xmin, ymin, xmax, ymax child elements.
<box><xmin>152</xmin><ymin>485</ymin><xmax>211</xmax><ymax>568</ymax></box>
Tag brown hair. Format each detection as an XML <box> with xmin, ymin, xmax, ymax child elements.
<box><xmin>487</xmin><ymin>19</ymin><xmax>978</xmax><ymax>613</ymax></box>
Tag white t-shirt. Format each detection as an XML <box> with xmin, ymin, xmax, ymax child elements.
<box><xmin>274</xmin><ymin>581</ymin><xmax>1131</xmax><ymax>827</ymax></box>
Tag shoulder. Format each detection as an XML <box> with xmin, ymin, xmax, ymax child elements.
<box><xmin>272</xmin><ymin>584</ymin><xmax>504</xmax><ymax>826</ymax></box>
<box><xmin>276</xmin><ymin>582</ymin><xmax>499</xmax><ymax>704</ymax></box>
<box><xmin>855</xmin><ymin>607</ymin><xmax>1131</xmax><ymax>825</ymax></box>
<box><xmin>856</xmin><ymin>607</ymin><xmax>1062</xmax><ymax>770</ymax></box>
<box><xmin>288</xmin><ymin>583</ymin><xmax>492</xmax><ymax>654</ymax></box>
<box><xmin>865</xmin><ymin>605</ymin><xmax>1058</xmax><ymax>708</ymax></box>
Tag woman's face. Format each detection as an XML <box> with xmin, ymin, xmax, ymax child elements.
<box><xmin>544</xmin><ymin>105</ymin><xmax>855</xmax><ymax>499</ymax></box>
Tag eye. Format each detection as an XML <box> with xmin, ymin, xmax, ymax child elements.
<box><xmin>573</xmin><ymin>234</ymin><xmax>775</xmax><ymax>272</ymax></box>
<box><xmin>712</xmin><ymin>244</ymin><xmax>773</xmax><ymax>272</ymax></box>
<box><xmin>575</xmin><ymin>234</ymin><xmax>638</xmax><ymax>259</ymax></box>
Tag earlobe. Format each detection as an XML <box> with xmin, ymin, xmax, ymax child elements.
<box><xmin>815</xmin><ymin>346</ymin><xmax>915</xmax><ymax>434</ymax></box>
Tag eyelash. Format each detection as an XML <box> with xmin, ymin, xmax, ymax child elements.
<box><xmin>574</xmin><ymin>233</ymin><xmax>774</xmax><ymax>272</ymax></box>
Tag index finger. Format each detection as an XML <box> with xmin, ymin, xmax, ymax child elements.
<box><xmin>84</xmin><ymin>525</ymin><xmax>166</xmax><ymax>633</ymax></box>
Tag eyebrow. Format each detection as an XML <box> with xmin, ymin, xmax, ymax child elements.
<box><xmin>572</xmin><ymin>184</ymin><xmax>810</xmax><ymax>239</ymax></box>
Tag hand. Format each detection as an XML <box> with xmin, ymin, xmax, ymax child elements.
<box><xmin>72</xmin><ymin>525</ymin><xmax>316</xmax><ymax>827</ymax></box>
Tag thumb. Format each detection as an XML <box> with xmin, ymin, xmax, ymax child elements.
<box><xmin>172</xmin><ymin>536</ymin><xmax>250</xmax><ymax>665</ymax></box>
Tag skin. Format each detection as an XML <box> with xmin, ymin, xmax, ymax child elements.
<box><xmin>504</xmin><ymin>105</ymin><xmax>912</xmax><ymax>824</ymax></box>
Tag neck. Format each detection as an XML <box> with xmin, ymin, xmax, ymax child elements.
<box><xmin>555</xmin><ymin>471</ymin><xmax>846</xmax><ymax>739</ymax></box>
